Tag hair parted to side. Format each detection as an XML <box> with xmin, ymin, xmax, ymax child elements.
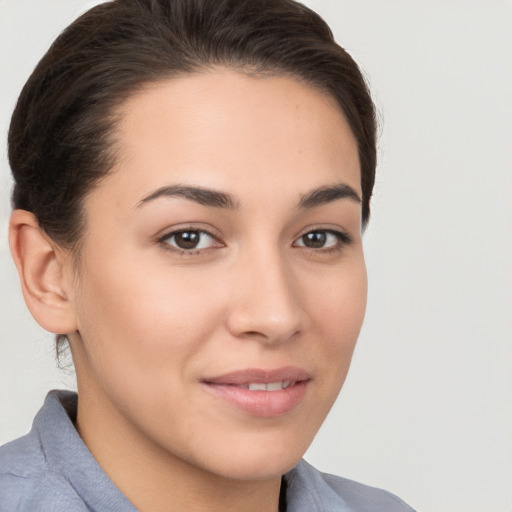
<box><xmin>9</xmin><ymin>0</ymin><xmax>377</xmax><ymax>355</ymax></box>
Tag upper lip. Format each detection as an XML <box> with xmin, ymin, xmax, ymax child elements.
<box><xmin>203</xmin><ymin>366</ymin><xmax>311</xmax><ymax>385</ymax></box>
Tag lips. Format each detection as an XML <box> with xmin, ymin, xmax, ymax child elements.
<box><xmin>202</xmin><ymin>367</ymin><xmax>310</xmax><ymax>417</ymax></box>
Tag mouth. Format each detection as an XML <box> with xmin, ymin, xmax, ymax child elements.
<box><xmin>242</xmin><ymin>381</ymin><xmax>295</xmax><ymax>391</ymax></box>
<box><xmin>202</xmin><ymin>367</ymin><xmax>310</xmax><ymax>417</ymax></box>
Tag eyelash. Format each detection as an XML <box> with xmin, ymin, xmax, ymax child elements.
<box><xmin>293</xmin><ymin>228</ymin><xmax>353</xmax><ymax>254</ymax></box>
<box><xmin>157</xmin><ymin>227</ymin><xmax>353</xmax><ymax>256</ymax></box>
<box><xmin>157</xmin><ymin>228</ymin><xmax>222</xmax><ymax>256</ymax></box>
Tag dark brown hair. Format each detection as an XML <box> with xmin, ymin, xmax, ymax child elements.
<box><xmin>9</xmin><ymin>0</ymin><xmax>377</xmax><ymax>351</ymax></box>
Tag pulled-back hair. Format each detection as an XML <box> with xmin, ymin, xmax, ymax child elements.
<box><xmin>9</xmin><ymin>0</ymin><xmax>377</xmax><ymax>351</ymax></box>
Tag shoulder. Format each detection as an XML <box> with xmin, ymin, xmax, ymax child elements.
<box><xmin>0</xmin><ymin>391</ymin><xmax>135</xmax><ymax>512</ymax></box>
<box><xmin>285</xmin><ymin>459</ymin><xmax>416</xmax><ymax>512</ymax></box>
<box><xmin>0</xmin><ymin>415</ymin><xmax>87</xmax><ymax>512</ymax></box>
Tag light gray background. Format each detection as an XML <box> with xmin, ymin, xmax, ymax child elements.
<box><xmin>1</xmin><ymin>1</ymin><xmax>511</xmax><ymax>511</ymax></box>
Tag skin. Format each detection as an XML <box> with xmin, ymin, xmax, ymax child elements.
<box><xmin>10</xmin><ymin>69</ymin><xmax>367</xmax><ymax>512</ymax></box>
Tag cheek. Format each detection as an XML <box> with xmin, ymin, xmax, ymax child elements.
<box><xmin>306</xmin><ymin>257</ymin><xmax>367</xmax><ymax>343</ymax></box>
<box><xmin>71</xmin><ymin>259</ymin><xmax>229</xmax><ymax>441</ymax></box>
<box><xmin>301</xmin><ymin>257</ymin><xmax>367</xmax><ymax>390</ymax></box>
<box><xmin>73</xmin><ymin>256</ymin><xmax>227</xmax><ymax>381</ymax></box>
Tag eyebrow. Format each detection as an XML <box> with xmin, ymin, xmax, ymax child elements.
<box><xmin>137</xmin><ymin>184</ymin><xmax>240</xmax><ymax>209</ymax></box>
<box><xmin>136</xmin><ymin>182</ymin><xmax>361</xmax><ymax>210</ymax></box>
<box><xmin>298</xmin><ymin>183</ymin><xmax>361</xmax><ymax>209</ymax></box>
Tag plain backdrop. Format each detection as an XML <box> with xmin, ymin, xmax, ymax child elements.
<box><xmin>1</xmin><ymin>1</ymin><xmax>511</xmax><ymax>511</ymax></box>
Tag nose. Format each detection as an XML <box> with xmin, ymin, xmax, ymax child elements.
<box><xmin>226</xmin><ymin>248</ymin><xmax>307</xmax><ymax>345</ymax></box>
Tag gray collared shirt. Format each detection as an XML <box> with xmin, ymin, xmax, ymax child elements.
<box><xmin>0</xmin><ymin>391</ymin><xmax>415</xmax><ymax>511</ymax></box>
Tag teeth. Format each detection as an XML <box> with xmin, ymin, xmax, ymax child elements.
<box><xmin>266</xmin><ymin>381</ymin><xmax>283</xmax><ymax>391</ymax></box>
<box><xmin>247</xmin><ymin>381</ymin><xmax>294</xmax><ymax>391</ymax></box>
<box><xmin>248</xmin><ymin>383</ymin><xmax>267</xmax><ymax>391</ymax></box>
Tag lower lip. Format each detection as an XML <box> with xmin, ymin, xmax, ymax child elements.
<box><xmin>203</xmin><ymin>381</ymin><xmax>308</xmax><ymax>417</ymax></box>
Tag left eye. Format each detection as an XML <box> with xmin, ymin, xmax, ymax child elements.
<box><xmin>161</xmin><ymin>230</ymin><xmax>217</xmax><ymax>251</ymax></box>
<box><xmin>294</xmin><ymin>230</ymin><xmax>345</xmax><ymax>249</ymax></box>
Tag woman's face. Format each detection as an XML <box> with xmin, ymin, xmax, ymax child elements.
<box><xmin>67</xmin><ymin>69</ymin><xmax>367</xmax><ymax>481</ymax></box>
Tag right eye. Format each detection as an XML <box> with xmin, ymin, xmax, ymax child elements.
<box><xmin>159</xmin><ymin>229</ymin><xmax>219</xmax><ymax>252</ymax></box>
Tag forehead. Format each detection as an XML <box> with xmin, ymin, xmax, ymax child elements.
<box><xmin>95</xmin><ymin>69</ymin><xmax>361</xmax><ymax>209</ymax></box>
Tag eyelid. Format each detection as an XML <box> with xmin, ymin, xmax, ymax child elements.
<box><xmin>155</xmin><ymin>222</ymin><xmax>221</xmax><ymax>241</ymax></box>
<box><xmin>156</xmin><ymin>224</ymin><xmax>224</xmax><ymax>255</ymax></box>
<box><xmin>292</xmin><ymin>227</ymin><xmax>353</xmax><ymax>250</ymax></box>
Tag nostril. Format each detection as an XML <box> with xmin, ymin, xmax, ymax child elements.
<box><xmin>236</xmin><ymin>327</ymin><xmax>302</xmax><ymax>346</ymax></box>
<box><xmin>244</xmin><ymin>331</ymin><xmax>262</xmax><ymax>337</ymax></box>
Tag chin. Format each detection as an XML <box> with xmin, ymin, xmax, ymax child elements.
<box><xmin>212</xmin><ymin>452</ymin><xmax>303</xmax><ymax>482</ymax></box>
<box><xmin>189</xmin><ymin>430</ymin><xmax>312</xmax><ymax>481</ymax></box>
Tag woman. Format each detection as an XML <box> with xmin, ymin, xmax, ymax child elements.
<box><xmin>0</xmin><ymin>0</ymin><xmax>415</xmax><ymax>510</ymax></box>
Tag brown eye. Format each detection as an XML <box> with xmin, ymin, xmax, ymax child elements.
<box><xmin>294</xmin><ymin>229</ymin><xmax>351</xmax><ymax>250</ymax></box>
<box><xmin>174</xmin><ymin>231</ymin><xmax>201</xmax><ymax>249</ymax></box>
<box><xmin>161</xmin><ymin>230</ymin><xmax>217</xmax><ymax>251</ymax></box>
<box><xmin>301</xmin><ymin>231</ymin><xmax>327</xmax><ymax>248</ymax></box>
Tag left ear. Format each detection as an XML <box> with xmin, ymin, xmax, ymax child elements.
<box><xmin>9</xmin><ymin>209</ymin><xmax>78</xmax><ymax>335</ymax></box>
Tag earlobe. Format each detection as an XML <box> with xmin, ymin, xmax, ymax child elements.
<box><xmin>9</xmin><ymin>209</ymin><xmax>78</xmax><ymax>335</ymax></box>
